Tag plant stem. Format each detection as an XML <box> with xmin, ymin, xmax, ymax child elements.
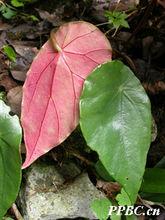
<box><xmin>96</xmin><ymin>22</ymin><xmax>110</xmax><ymax>27</ymax></box>
<box><xmin>11</xmin><ymin>203</ymin><xmax>23</xmax><ymax>220</ymax></box>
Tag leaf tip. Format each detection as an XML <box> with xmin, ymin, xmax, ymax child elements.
<box><xmin>22</xmin><ymin>160</ymin><xmax>31</xmax><ymax>169</ymax></box>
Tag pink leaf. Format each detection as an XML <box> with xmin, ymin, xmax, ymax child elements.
<box><xmin>21</xmin><ymin>21</ymin><xmax>112</xmax><ymax>168</ymax></box>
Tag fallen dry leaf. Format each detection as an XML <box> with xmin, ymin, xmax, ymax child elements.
<box><xmin>37</xmin><ymin>8</ymin><xmax>64</xmax><ymax>26</ymax></box>
<box><xmin>143</xmin><ymin>81</ymin><xmax>165</xmax><ymax>94</ymax></box>
<box><xmin>0</xmin><ymin>53</ymin><xmax>8</xmax><ymax>75</ymax></box>
<box><xmin>158</xmin><ymin>0</ymin><xmax>165</xmax><ymax>8</ymax></box>
<box><xmin>109</xmin><ymin>0</ymin><xmax>139</xmax><ymax>11</ymax></box>
<box><xmin>0</xmin><ymin>20</ymin><xmax>12</xmax><ymax>31</ymax></box>
<box><xmin>10</xmin><ymin>41</ymin><xmax>38</xmax><ymax>82</ymax></box>
<box><xmin>97</xmin><ymin>180</ymin><xmax>121</xmax><ymax>199</ymax></box>
<box><xmin>0</xmin><ymin>73</ymin><xmax>17</xmax><ymax>92</ymax></box>
<box><xmin>7</xmin><ymin>86</ymin><xmax>22</xmax><ymax>116</ymax></box>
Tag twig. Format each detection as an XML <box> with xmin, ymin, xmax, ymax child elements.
<box><xmin>67</xmin><ymin>148</ymin><xmax>94</xmax><ymax>166</ymax></box>
<box><xmin>112</xmin><ymin>27</ymin><xmax>119</xmax><ymax>37</ymax></box>
<box><xmin>142</xmin><ymin>81</ymin><xmax>165</xmax><ymax>94</ymax></box>
<box><xmin>96</xmin><ymin>22</ymin><xmax>110</xmax><ymax>27</ymax></box>
<box><xmin>128</xmin><ymin>0</ymin><xmax>156</xmax><ymax>41</ymax></box>
<box><xmin>113</xmin><ymin>49</ymin><xmax>136</xmax><ymax>72</ymax></box>
<box><xmin>138</xmin><ymin>195</ymin><xmax>153</xmax><ymax>209</ymax></box>
<box><xmin>0</xmin><ymin>0</ymin><xmax>5</xmax><ymax>6</ymax></box>
<box><xmin>138</xmin><ymin>196</ymin><xmax>165</xmax><ymax>210</ymax></box>
<box><xmin>11</xmin><ymin>203</ymin><xmax>23</xmax><ymax>220</ymax></box>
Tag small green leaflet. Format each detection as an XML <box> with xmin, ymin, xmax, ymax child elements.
<box><xmin>126</xmin><ymin>215</ymin><xmax>138</xmax><ymax>220</ymax></box>
<box><xmin>3</xmin><ymin>45</ymin><xmax>16</xmax><ymax>62</ymax></box>
<box><xmin>28</xmin><ymin>15</ymin><xmax>39</xmax><ymax>21</ymax></box>
<box><xmin>0</xmin><ymin>5</ymin><xmax>16</xmax><ymax>19</ymax></box>
<box><xmin>116</xmin><ymin>188</ymin><xmax>132</xmax><ymax>205</ymax></box>
<box><xmin>11</xmin><ymin>0</ymin><xmax>38</xmax><ymax>7</ymax></box>
<box><xmin>91</xmin><ymin>198</ymin><xmax>111</xmax><ymax>220</ymax></box>
<box><xmin>105</xmin><ymin>11</ymin><xmax>129</xmax><ymax>29</ymax></box>
<box><xmin>80</xmin><ymin>60</ymin><xmax>151</xmax><ymax>204</ymax></box>
<box><xmin>0</xmin><ymin>100</ymin><xmax>22</xmax><ymax>219</ymax></box>
<box><xmin>0</xmin><ymin>92</ymin><xmax>6</xmax><ymax>101</ymax></box>
<box><xmin>11</xmin><ymin>0</ymin><xmax>24</xmax><ymax>7</ymax></box>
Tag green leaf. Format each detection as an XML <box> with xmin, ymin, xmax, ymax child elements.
<box><xmin>111</xmin><ymin>213</ymin><xmax>121</xmax><ymax>220</ymax></box>
<box><xmin>22</xmin><ymin>0</ymin><xmax>38</xmax><ymax>3</ymax></box>
<box><xmin>3</xmin><ymin>45</ymin><xmax>16</xmax><ymax>62</ymax></box>
<box><xmin>140</xmin><ymin>168</ymin><xmax>165</xmax><ymax>193</ymax></box>
<box><xmin>0</xmin><ymin>92</ymin><xmax>6</xmax><ymax>101</ymax></box>
<box><xmin>3</xmin><ymin>217</ymin><xmax>14</xmax><ymax>220</ymax></box>
<box><xmin>0</xmin><ymin>100</ymin><xmax>22</xmax><ymax>219</ymax></box>
<box><xmin>0</xmin><ymin>5</ymin><xmax>16</xmax><ymax>19</ymax></box>
<box><xmin>91</xmin><ymin>198</ymin><xmax>111</xmax><ymax>220</ymax></box>
<box><xmin>11</xmin><ymin>0</ymin><xmax>38</xmax><ymax>7</ymax></box>
<box><xmin>140</xmin><ymin>192</ymin><xmax>165</xmax><ymax>203</ymax></box>
<box><xmin>28</xmin><ymin>15</ymin><xmax>39</xmax><ymax>21</ymax></box>
<box><xmin>116</xmin><ymin>188</ymin><xmax>132</xmax><ymax>205</ymax></box>
<box><xmin>11</xmin><ymin>0</ymin><xmax>24</xmax><ymax>7</ymax></box>
<box><xmin>104</xmin><ymin>11</ymin><xmax>129</xmax><ymax>29</ymax></box>
<box><xmin>80</xmin><ymin>60</ymin><xmax>151</xmax><ymax>204</ymax></box>
<box><xmin>95</xmin><ymin>160</ymin><xmax>114</xmax><ymax>181</ymax></box>
<box><xmin>126</xmin><ymin>215</ymin><xmax>138</xmax><ymax>220</ymax></box>
<box><xmin>155</xmin><ymin>156</ymin><xmax>165</xmax><ymax>168</ymax></box>
<box><xmin>119</xmin><ymin>19</ymin><xmax>129</xmax><ymax>28</ymax></box>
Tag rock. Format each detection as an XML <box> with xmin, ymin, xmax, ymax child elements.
<box><xmin>18</xmin><ymin>162</ymin><xmax>104</xmax><ymax>220</ymax></box>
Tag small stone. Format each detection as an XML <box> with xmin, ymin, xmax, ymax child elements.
<box><xmin>18</xmin><ymin>162</ymin><xmax>105</xmax><ymax>220</ymax></box>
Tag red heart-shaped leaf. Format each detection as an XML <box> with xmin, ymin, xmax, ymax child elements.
<box><xmin>21</xmin><ymin>21</ymin><xmax>112</xmax><ymax>168</ymax></box>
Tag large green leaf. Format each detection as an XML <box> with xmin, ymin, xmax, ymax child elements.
<box><xmin>140</xmin><ymin>168</ymin><xmax>165</xmax><ymax>193</ymax></box>
<box><xmin>155</xmin><ymin>156</ymin><xmax>165</xmax><ymax>168</ymax></box>
<box><xmin>140</xmin><ymin>192</ymin><xmax>165</xmax><ymax>203</ymax></box>
<box><xmin>80</xmin><ymin>60</ymin><xmax>151</xmax><ymax>204</ymax></box>
<box><xmin>0</xmin><ymin>100</ymin><xmax>22</xmax><ymax>219</ymax></box>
